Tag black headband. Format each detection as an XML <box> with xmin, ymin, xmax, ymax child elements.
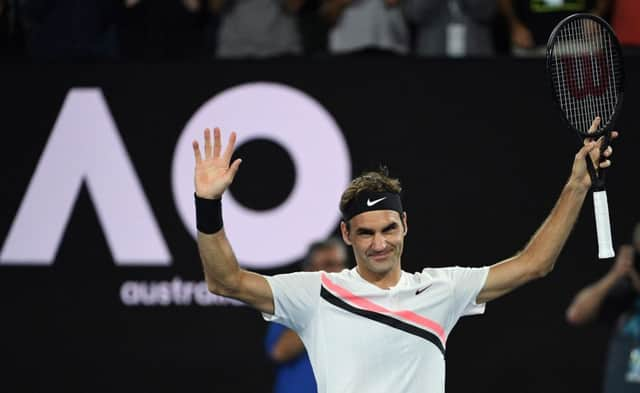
<box><xmin>341</xmin><ymin>192</ymin><xmax>403</xmax><ymax>222</ymax></box>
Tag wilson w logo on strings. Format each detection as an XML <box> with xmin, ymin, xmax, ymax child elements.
<box><xmin>560</xmin><ymin>54</ymin><xmax>610</xmax><ymax>99</ymax></box>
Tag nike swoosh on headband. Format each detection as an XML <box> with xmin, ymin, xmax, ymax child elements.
<box><xmin>366</xmin><ymin>197</ymin><xmax>387</xmax><ymax>207</ymax></box>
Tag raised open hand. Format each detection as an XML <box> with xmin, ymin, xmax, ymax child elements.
<box><xmin>193</xmin><ymin>127</ymin><xmax>242</xmax><ymax>199</ymax></box>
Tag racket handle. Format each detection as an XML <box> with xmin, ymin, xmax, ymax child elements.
<box><xmin>593</xmin><ymin>190</ymin><xmax>615</xmax><ymax>259</ymax></box>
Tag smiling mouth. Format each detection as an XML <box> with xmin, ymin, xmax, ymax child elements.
<box><xmin>369</xmin><ymin>251</ymin><xmax>391</xmax><ymax>261</ymax></box>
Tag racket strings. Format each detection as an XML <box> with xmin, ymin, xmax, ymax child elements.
<box><xmin>550</xmin><ymin>18</ymin><xmax>622</xmax><ymax>135</ymax></box>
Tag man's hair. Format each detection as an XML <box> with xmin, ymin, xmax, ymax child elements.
<box><xmin>339</xmin><ymin>166</ymin><xmax>402</xmax><ymax>222</ymax></box>
<box><xmin>302</xmin><ymin>237</ymin><xmax>347</xmax><ymax>271</ymax></box>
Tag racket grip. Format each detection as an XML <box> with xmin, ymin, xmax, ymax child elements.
<box><xmin>593</xmin><ymin>190</ymin><xmax>615</xmax><ymax>259</ymax></box>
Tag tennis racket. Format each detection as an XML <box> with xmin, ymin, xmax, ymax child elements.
<box><xmin>546</xmin><ymin>13</ymin><xmax>624</xmax><ymax>259</ymax></box>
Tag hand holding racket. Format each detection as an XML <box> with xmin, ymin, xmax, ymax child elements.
<box><xmin>546</xmin><ymin>13</ymin><xmax>625</xmax><ymax>259</ymax></box>
<box><xmin>570</xmin><ymin>117</ymin><xmax>617</xmax><ymax>189</ymax></box>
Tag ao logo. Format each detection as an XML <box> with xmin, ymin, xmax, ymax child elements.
<box><xmin>173</xmin><ymin>83</ymin><xmax>351</xmax><ymax>268</ymax></box>
<box><xmin>0</xmin><ymin>83</ymin><xmax>351</xmax><ymax>269</ymax></box>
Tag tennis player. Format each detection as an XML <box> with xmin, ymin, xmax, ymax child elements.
<box><xmin>192</xmin><ymin>122</ymin><xmax>616</xmax><ymax>393</ymax></box>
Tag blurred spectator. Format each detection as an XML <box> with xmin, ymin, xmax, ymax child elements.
<box><xmin>320</xmin><ymin>0</ymin><xmax>409</xmax><ymax>55</ymax></box>
<box><xmin>610</xmin><ymin>0</ymin><xmax>640</xmax><ymax>56</ymax></box>
<box><xmin>404</xmin><ymin>0</ymin><xmax>497</xmax><ymax>57</ymax></box>
<box><xmin>498</xmin><ymin>0</ymin><xmax>610</xmax><ymax>57</ymax></box>
<box><xmin>21</xmin><ymin>0</ymin><xmax>124</xmax><ymax>61</ymax></box>
<box><xmin>0</xmin><ymin>0</ymin><xmax>11</xmax><ymax>53</ymax></box>
<box><xmin>298</xmin><ymin>0</ymin><xmax>329</xmax><ymax>55</ymax></box>
<box><xmin>209</xmin><ymin>0</ymin><xmax>304</xmax><ymax>58</ymax></box>
<box><xmin>119</xmin><ymin>0</ymin><xmax>207</xmax><ymax>61</ymax></box>
<box><xmin>0</xmin><ymin>0</ymin><xmax>25</xmax><ymax>58</ymax></box>
<box><xmin>264</xmin><ymin>237</ymin><xmax>348</xmax><ymax>393</ymax></box>
<box><xmin>566</xmin><ymin>223</ymin><xmax>640</xmax><ymax>392</ymax></box>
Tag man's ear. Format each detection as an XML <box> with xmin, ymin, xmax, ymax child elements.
<box><xmin>340</xmin><ymin>221</ymin><xmax>352</xmax><ymax>246</ymax></box>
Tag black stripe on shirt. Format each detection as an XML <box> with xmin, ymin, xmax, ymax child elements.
<box><xmin>320</xmin><ymin>286</ymin><xmax>445</xmax><ymax>355</ymax></box>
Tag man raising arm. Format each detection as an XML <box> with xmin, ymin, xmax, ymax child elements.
<box><xmin>478</xmin><ymin>117</ymin><xmax>617</xmax><ymax>303</ymax></box>
<box><xmin>191</xmin><ymin>117</ymin><xmax>618</xmax><ymax>393</ymax></box>
<box><xmin>192</xmin><ymin>127</ymin><xmax>274</xmax><ymax>314</ymax></box>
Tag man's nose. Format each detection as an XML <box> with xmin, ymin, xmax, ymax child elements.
<box><xmin>371</xmin><ymin>233</ymin><xmax>386</xmax><ymax>250</ymax></box>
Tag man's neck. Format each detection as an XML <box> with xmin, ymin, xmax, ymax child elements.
<box><xmin>356</xmin><ymin>266</ymin><xmax>402</xmax><ymax>289</ymax></box>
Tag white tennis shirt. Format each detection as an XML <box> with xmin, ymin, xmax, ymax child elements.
<box><xmin>263</xmin><ymin>266</ymin><xmax>489</xmax><ymax>393</ymax></box>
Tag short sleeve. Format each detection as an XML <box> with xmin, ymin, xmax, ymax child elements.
<box><xmin>434</xmin><ymin>266</ymin><xmax>490</xmax><ymax>330</ymax></box>
<box><xmin>262</xmin><ymin>271</ymin><xmax>322</xmax><ymax>333</ymax></box>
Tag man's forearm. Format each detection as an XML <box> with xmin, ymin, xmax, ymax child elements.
<box><xmin>520</xmin><ymin>179</ymin><xmax>589</xmax><ymax>277</ymax></box>
<box><xmin>197</xmin><ymin>230</ymin><xmax>242</xmax><ymax>295</ymax></box>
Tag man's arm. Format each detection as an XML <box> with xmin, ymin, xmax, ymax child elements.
<box><xmin>193</xmin><ymin>128</ymin><xmax>274</xmax><ymax>314</ymax></box>
<box><xmin>477</xmin><ymin>119</ymin><xmax>617</xmax><ymax>304</ymax></box>
<box><xmin>566</xmin><ymin>244</ymin><xmax>633</xmax><ymax>325</ymax></box>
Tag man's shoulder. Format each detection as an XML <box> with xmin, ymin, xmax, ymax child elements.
<box><xmin>414</xmin><ymin>265</ymin><xmax>488</xmax><ymax>283</ymax></box>
<box><xmin>324</xmin><ymin>267</ymin><xmax>355</xmax><ymax>278</ymax></box>
<box><xmin>267</xmin><ymin>271</ymin><xmax>324</xmax><ymax>291</ymax></box>
<box><xmin>416</xmin><ymin>266</ymin><xmax>457</xmax><ymax>278</ymax></box>
<box><xmin>271</xmin><ymin>270</ymin><xmax>323</xmax><ymax>280</ymax></box>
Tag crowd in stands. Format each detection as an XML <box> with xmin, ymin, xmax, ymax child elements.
<box><xmin>0</xmin><ymin>0</ymin><xmax>637</xmax><ymax>61</ymax></box>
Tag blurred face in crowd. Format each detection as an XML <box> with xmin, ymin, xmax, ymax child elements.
<box><xmin>309</xmin><ymin>246</ymin><xmax>347</xmax><ymax>273</ymax></box>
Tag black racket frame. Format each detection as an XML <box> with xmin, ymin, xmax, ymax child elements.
<box><xmin>545</xmin><ymin>12</ymin><xmax>625</xmax><ymax>190</ymax></box>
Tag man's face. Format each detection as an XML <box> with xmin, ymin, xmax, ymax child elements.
<box><xmin>341</xmin><ymin>210</ymin><xmax>407</xmax><ymax>277</ymax></box>
<box><xmin>310</xmin><ymin>247</ymin><xmax>346</xmax><ymax>273</ymax></box>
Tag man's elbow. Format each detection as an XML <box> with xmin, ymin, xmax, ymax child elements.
<box><xmin>534</xmin><ymin>262</ymin><xmax>555</xmax><ymax>279</ymax></box>
<box><xmin>207</xmin><ymin>280</ymin><xmax>224</xmax><ymax>295</ymax></box>
<box><xmin>520</xmin><ymin>251</ymin><xmax>555</xmax><ymax>280</ymax></box>
<box><xmin>520</xmin><ymin>260</ymin><xmax>554</xmax><ymax>282</ymax></box>
<box><xmin>205</xmin><ymin>275</ymin><xmax>240</xmax><ymax>297</ymax></box>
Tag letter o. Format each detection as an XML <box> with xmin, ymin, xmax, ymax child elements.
<box><xmin>172</xmin><ymin>82</ymin><xmax>351</xmax><ymax>269</ymax></box>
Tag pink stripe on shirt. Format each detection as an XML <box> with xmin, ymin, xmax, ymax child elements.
<box><xmin>321</xmin><ymin>273</ymin><xmax>446</xmax><ymax>345</ymax></box>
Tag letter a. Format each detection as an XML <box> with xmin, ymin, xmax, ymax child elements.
<box><xmin>1</xmin><ymin>88</ymin><xmax>171</xmax><ymax>265</ymax></box>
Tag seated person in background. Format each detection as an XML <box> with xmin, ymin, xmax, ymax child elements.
<box><xmin>320</xmin><ymin>0</ymin><xmax>409</xmax><ymax>55</ymax></box>
<box><xmin>20</xmin><ymin>0</ymin><xmax>124</xmax><ymax>61</ymax></box>
<box><xmin>119</xmin><ymin>0</ymin><xmax>207</xmax><ymax>61</ymax></box>
<box><xmin>498</xmin><ymin>0</ymin><xmax>610</xmax><ymax>57</ymax></box>
<box><xmin>209</xmin><ymin>0</ymin><xmax>304</xmax><ymax>58</ymax></box>
<box><xmin>566</xmin><ymin>222</ymin><xmax>640</xmax><ymax>393</ymax></box>
<box><xmin>404</xmin><ymin>0</ymin><xmax>497</xmax><ymax>58</ymax></box>
<box><xmin>264</xmin><ymin>237</ymin><xmax>348</xmax><ymax>393</ymax></box>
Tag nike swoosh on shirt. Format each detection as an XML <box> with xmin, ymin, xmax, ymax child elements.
<box><xmin>366</xmin><ymin>197</ymin><xmax>387</xmax><ymax>207</ymax></box>
<box><xmin>415</xmin><ymin>284</ymin><xmax>432</xmax><ymax>295</ymax></box>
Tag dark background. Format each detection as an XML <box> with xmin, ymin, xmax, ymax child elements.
<box><xmin>1</xmin><ymin>56</ymin><xmax>639</xmax><ymax>393</ymax></box>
